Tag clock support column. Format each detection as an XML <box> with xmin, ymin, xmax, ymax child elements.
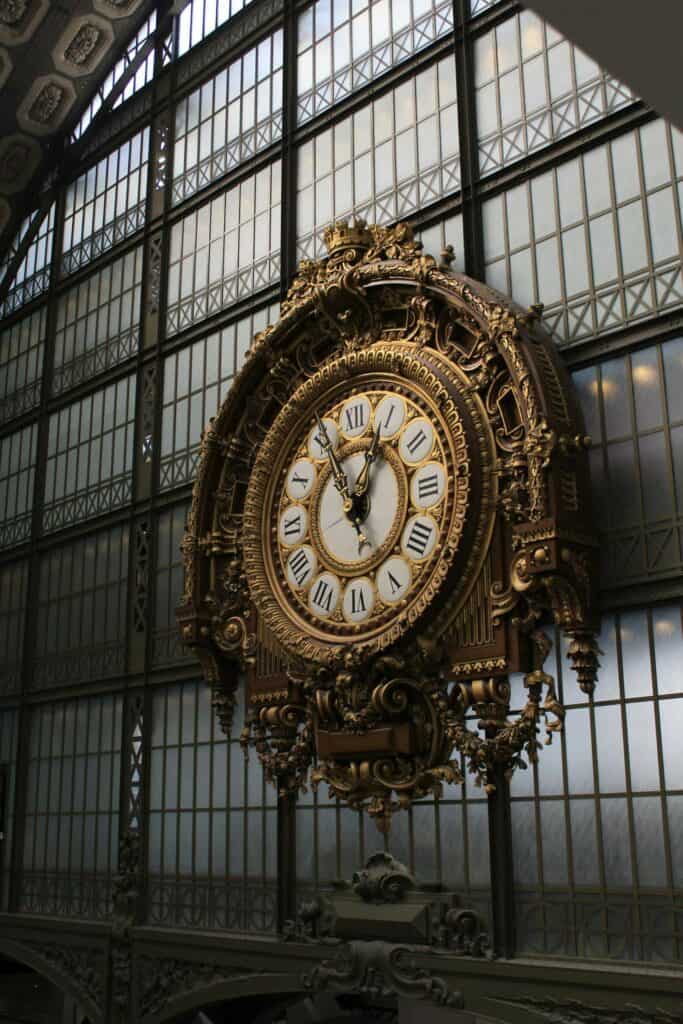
<box><xmin>277</xmin><ymin>784</ymin><xmax>298</xmax><ymax>931</ymax></box>
<box><xmin>487</xmin><ymin>764</ymin><xmax>515</xmax><ymax>958</ymax></box>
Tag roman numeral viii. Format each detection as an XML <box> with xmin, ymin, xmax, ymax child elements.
<box><xmin>289</xmin><ymin>549</ymin><xmax>310</xmax><ymax>585</ymax></box>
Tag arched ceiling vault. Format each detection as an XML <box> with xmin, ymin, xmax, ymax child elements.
<box><xmin>0</xmin><ymin>0</ymin><xmax>172</xmax><ymax>270</ymax></box>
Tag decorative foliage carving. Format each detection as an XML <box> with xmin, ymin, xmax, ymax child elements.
<box><xmin>495</xmin><ymin>996</ymin><xmax>682</xmax><ymax>1024</ymax></box>
<box><xmin>180</xmin><ymin>219</ymin><xmax>600</xmax><ymax>829</ymax></box>
<box><xmin>64</xmin><ymin>23</ymin><xmax>101</xmax><ymax>65</ymax></box>
<box><xmin>0</xmin><ymin>0</ymin><xmax>28</xmax><ymax>26</ymax></box>
<box><xmin>23</xmin><ymin>941</ymin><xmax>104</xmax><ymax>1015</ymax></box>
<box><xmin>433</xmin><ymin>906</ymin><xmax>492</xmax><ymax>959</ymax></box>
<box><xmin>137</xmin><ymin>956</ymin><xmax>256</xmax><ymax>1018</ymax></box>
<box><xmin>285</xmin><ymin>853</ymin><xmax>492</xmax><ymax>960</ymax></box>
<box><xmin>352</xmin><ymin>852</ymin><xmax>415</xmax><ymax>903</ymax></box>
<box><xmin>28</xmin><ymin>82</ymin><xmax>63</xmax><ymax>123</ymax></box>
<box><xmin>304</xmin><ymin>941</ymin><xmax>463</xmax><ymax>1008</ymax></box>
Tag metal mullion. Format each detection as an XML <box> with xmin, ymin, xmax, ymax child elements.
<box><xmin>624</xmin><ymin>348</ymin><xmax>651</xmax><ymax>598</ymax></box>
<box><xmin>26</xmin><ymin>709</ymin><xmax>40</xmax><ymax>881</ymax></box>
<box><xmin>647</xmin><ymin>605</ymin><xmax>680</xmax><ymax>961</ymax></box>
<box><xmin>610</xmin><ymin>614</ymin><xmax>643</xmax><ymax>958</ymax></box>
<box><xmin>191</xmin><ymin>678</ymin><xmax>199</xmax><ymax>892</ymax></box>
<box><xmin>665</xmin><ymin>124</ymin><xmax>683</xmax><ymax>272</ymax></box>
<box><xmin>175</xmin><ymin>683</ymin><xmax>183</xmax><ymax>904</ymax></box>
<box><xmin>444</xmin><ymin>7</ymin><xmax>480</xmax><ymax>270</ymax></box>
<box><xmin>92</xmin><ymin>695</ymin><xmax>106</xmax><ymax>885</ymax></box>
<box><xmin>531</xmin><ymin>759</ymin><xmax>548</xmax><ymax>950</ymax></box>
<box><xmin>242</xmin><ymin>702</ymin><xmax>249</xmax><ymax>927</ymax></box>
<box><xmin>613</xmin><ymin>613</ymin><xmax>643</xmax><ymax>960</ymax></box>
<box><xmin>460</xmin><ymin>758</ymin><xmax>471</xmax><ymax>893</ymax></box>
<box><xmin>79</xmin><ymin>696</ymin><xmax>92</xmax><ymax>893</ymax></box>
<box><xmin>555</xmin><ymin>626</ymin><xmax>579</xmax><ymax>956</ymax></box>
<box><xmin>633</xmin><ymin>120</ymin><xmax>659</xmax><ymax>342</ymax></box>
<box><xmin>656</xmin><ymin>343</ymin><xmax>683</xmax><ymax>582</ymax></box>
<box><xmin>158</xmin><ymin>685</ymin><xmax>168</xmax><ymax>887</ymax></box>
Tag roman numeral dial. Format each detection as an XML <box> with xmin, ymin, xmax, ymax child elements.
<box><xmin>272</xmin><ymin>384</ymin><xmax>456</xmax><ymax>636</ymax></box>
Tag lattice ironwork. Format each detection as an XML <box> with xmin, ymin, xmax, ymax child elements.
<box><xmin>148</xmin><ymin>877</ymin><xmax>277</xmax><ymax>932</ymax></box>
<box><xmin>18</xmin><ymin>872</ymin><xmax>114</xmax><ymax>920</ymax></box>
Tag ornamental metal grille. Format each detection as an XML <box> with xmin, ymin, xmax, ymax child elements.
<box><xmin>0</xmin><ymin>306</ymin><xmax>46</xmax><ymax>425</ymax></box>
<box><xmin>0</xmin><ymin>559</ymin><xmax>28</xmax><ymax>695</ymax></box>
<box><xmin>0</xmin><ymin>423</ymin><xmax>37</xmax><ymax>549</ymax></box>
<box><xmin>296</xmin><ymin>0</ymin><xmax>454</xmax><ymax>124</ymax></box>
<box><xmin>166</xmin><ymin>160</ymin><xmax>281</xmax><ymax>336</ymax></box>
<box><xmin>510</xmin><ymin>609</ymin><xmax>683</xmax><ymax>961</ymax></box>
<box><xmin>573</xmin><ymin>336</ymin><xmax>683</xmax><ymax>589</ymax></box>
<box><xmin>177</xmin><ymin>0</ymin><xmax>258</xmax><ymax>57</ymax></box>
<box><xmin>147</xmin><ymin>680</ymin><xmax>277</xmax><ymax>931</ymax></box>
<box><xmin>32</xmin><ymin>524</ymin><xmax>129</xmax><ymax>690</ymax></box>
<box><xmin>297</xmin><ymin>56</ymin><xmax>460</xmax><ymax>260</ymax></box>
<box><xmin>0</xmin><ymin>205</ymin><xmax>55</xmax><ymax>320</ymax></box>
<box><xmin>72</xmin><ymin>12</ymin><xmax>158</xmax><ymax>143</ymax></box>
<box><xmin>160</xmin><ymin>303</ymin><xmax>278</xmax><ymax>490</ymax></box>
<box><xmin>483</xmin><ymin>119</ymin><xmax>683</xmax><ymax>346</ymax></box>
<box><xmin>474</xmin><ymin>10</ymin><xmax>636</xmax><ymax>176</ymax></box>
<box><xmin>20</xmin><ymin>695</ymin><xmax>123</xmax><ymax>919</ymax></box>
<box><xmin>172</xmin><ymin>30</ymin><xmax>283</xmax><ymax>205</ymax></box>
<box><xmin>61</xmin><ymin>129</ymin><xmax>150</xmax><ymax>276</ymax></box>
<box><xmin>53</xmin><ymin>246</ymin><xmax>143</xmax><ymax>395</ymax></box>
<box><xmin>43</xmin><ymin>375</ymin><xmax>137</xmax><ymax>533</ymax></box>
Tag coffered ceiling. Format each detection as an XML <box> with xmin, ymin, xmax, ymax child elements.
<box><xmin>0</xmin><ymin>0</ymin><xmax>158</xmax><ymax>254</ymax></box>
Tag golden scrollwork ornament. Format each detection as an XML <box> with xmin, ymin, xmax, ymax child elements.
<box><xmin>178</xmin><ymin>218</ymin><xmax>600</xmax><ymax>831</ymax></box>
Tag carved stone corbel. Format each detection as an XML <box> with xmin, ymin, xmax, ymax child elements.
<box><xmin>303</xmin><ymin>940</ymin><xmax>464</xmax><ymax>1009</ymax></box>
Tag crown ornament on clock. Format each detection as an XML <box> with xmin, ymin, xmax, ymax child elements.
<box><xmin>178</xmin><ymin>219</ymin><xmax>600</xmax><ymax>832</ymax></box>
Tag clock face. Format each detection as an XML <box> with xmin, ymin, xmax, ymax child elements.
<box><xmin>262</xmin><ymin>379</ymin><xmax>458</xmax><ymax>644</ymax></box>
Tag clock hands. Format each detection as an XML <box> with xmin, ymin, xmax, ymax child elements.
<box><xmin>353</xmin><ymin>424</ymin><xmax>381</xmax><ymax>499</ymax></box>
<box><xmin>314</xmin><ymin>412</ymin><xmax>368</xmax><ymax>550</ymax></box>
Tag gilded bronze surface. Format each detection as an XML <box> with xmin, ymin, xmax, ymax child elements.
<box><xmin>178</xmin><ymin>218</ymin><xmax>600</xmax><ymax>831</ymax></box>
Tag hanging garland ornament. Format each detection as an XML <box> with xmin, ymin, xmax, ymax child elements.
<box><xmin>178</xmin><ymin>219</ymin><xmax>600</xmax><ymax>832</ymax></box>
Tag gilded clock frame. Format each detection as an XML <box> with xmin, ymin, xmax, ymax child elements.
<box><xmin>244</xmin><ymin>352</ymin><xmax>492</xmax><ymax>663</ymax></box>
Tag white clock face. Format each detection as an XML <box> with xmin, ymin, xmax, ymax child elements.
<box><xmin>317</xmin><ymin>451</ymin><xmax>399</xmax><ymax>566</ymax></box>
<box><xmin>270</xmin><ymin>385</ymin><xmax>453</xmax><ymax>639</ymax></box>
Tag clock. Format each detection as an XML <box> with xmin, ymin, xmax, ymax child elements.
<box><xmin>242</xmin><ymin>343</ymin><xmax>495</xmax><ymax>666</ymax></box>
<box><xmin>180</xmin><ymin>219</ymin><xmax>600</xmax><ymax>829</ymax></box>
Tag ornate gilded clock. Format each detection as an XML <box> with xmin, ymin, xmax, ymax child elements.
<box><xmin>178</xmin><ymin>220</ymin><xmax>600</xmax><ymax>830</ymax></box>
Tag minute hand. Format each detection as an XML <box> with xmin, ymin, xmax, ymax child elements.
<box><xmin>314</xmin><ymin>412</ymin><xmax>368</xmax><ymax>549</ymax></box>
<box><xmin>354</xmin><ymin>425</ymin><xmax>381</xmax><ymax>498</ymax></box>
<box><xmin>314</xmin><ymin>412</ymin><xmax>351</xmax><ymax>503</ymax></box>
